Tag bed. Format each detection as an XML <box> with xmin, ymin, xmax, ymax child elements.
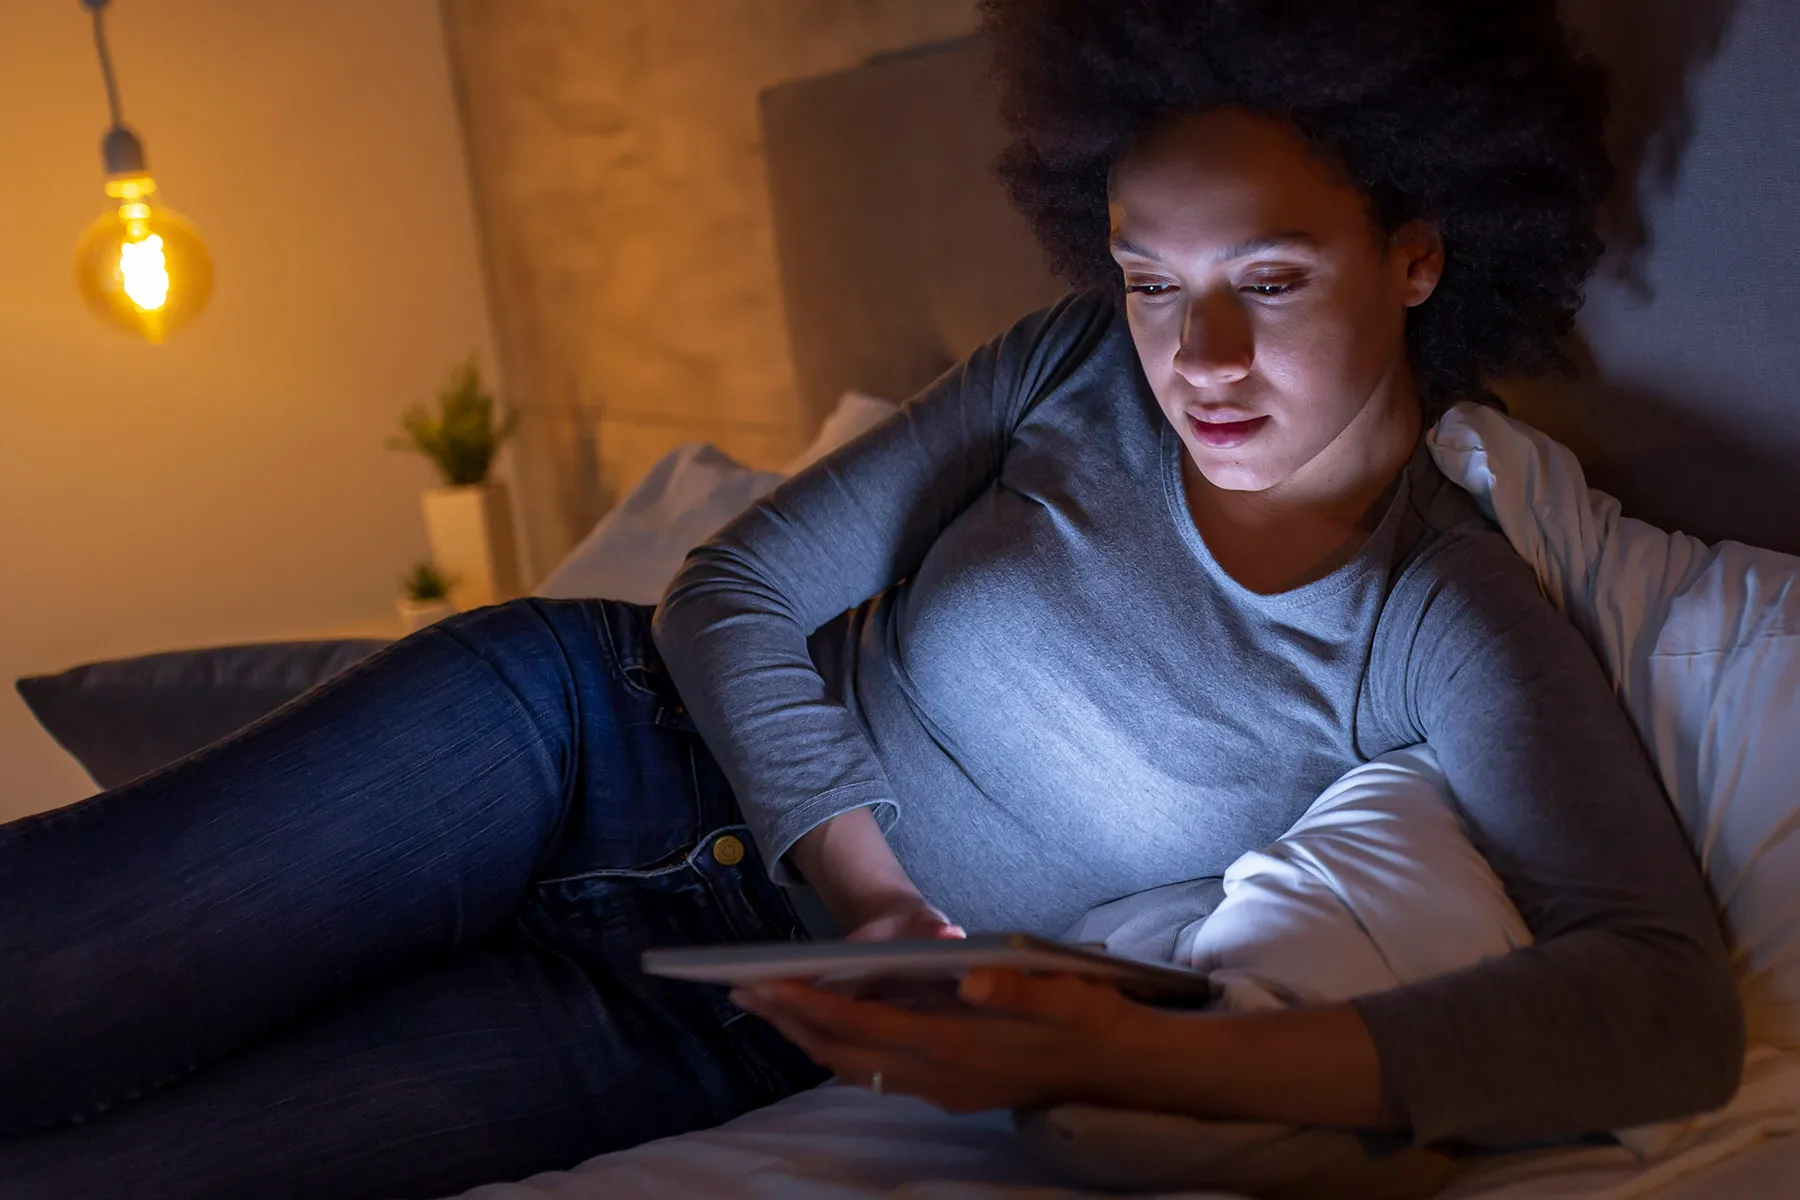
<box><xmin>443</xmin><ymin>5</ymin><xmax>1800</xmax><ymax>1197</ymax></box>
<box><xmin>16</xmin><ymin>3</ymin><xmax>1800</xmax><ymax>1197</ymax></box>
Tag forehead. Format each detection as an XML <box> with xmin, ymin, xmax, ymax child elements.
<box><xmin>1108</xmin><ymin>110</ymin><xmax>1372</xmax><ymax>248</ymax></box>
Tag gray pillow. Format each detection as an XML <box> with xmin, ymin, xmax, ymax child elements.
<box><xmin>16</xmin><ymin>640</ymin><xmax>389</xmax><ymax>790</ymax></box>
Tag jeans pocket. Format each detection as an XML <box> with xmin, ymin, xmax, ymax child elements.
<box><xmin>526</xmin><ymin>823</ymin><xmax>794</xmax><ymax>992</ymax></box>
<box><xmin>594</xmin><ymin>600</ymin><xmax>696</xmax><ymax>732</ymax></box>
<box><xmin>523</xmin><ymin>822</ymin><xmax>824</xmax><ymax>1105</ymax></box>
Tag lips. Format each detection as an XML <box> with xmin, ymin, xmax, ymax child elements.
<box><xmin>1187</xmin><ymin>412</ymin><xmax>1270</xmax><ymax>450</ymax></box>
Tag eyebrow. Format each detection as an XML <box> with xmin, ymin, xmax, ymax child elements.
<box><xmin>1108</xmin><ymin>231</ymin><xmax>1317</xmax><ymax>263</ymax></box>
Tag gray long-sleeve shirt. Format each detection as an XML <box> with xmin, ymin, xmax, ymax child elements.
<box><xmin>653</xmin><ymin>291</ymin><xmax>1742</xmax><ymax>1145</ymax></box>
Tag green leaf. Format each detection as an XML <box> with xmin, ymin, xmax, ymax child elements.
<box><xmin>388</xmin><ymin>354</ymin><xmax>517</xmax><ymax>486</ymax></box>
<box><xmin>401</xmin><ymin>559</ymin><xmax>456</xmax><ymax>601</ymax></box>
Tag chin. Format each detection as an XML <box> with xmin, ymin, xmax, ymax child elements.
<box><xmin>1186</xmin><ymin>444</ymin><xmax>1283</xmax><ymax>493</ymax></box>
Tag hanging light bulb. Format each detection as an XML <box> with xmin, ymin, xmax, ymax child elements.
<box><xmin>72</xmin><ymin>0</ymin><xmax>212</xmax><ymax>343</ymax></box>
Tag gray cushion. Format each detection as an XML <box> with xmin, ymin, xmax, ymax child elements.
<box><xmin>759</xmin><ymin>37</ymin><xmax>1065</xmax><ymax>437</ymax></box>
<box><xmin>16</xmin><ymin>640</ymin><xmax>388</xmax><ymax>790</ymax></box>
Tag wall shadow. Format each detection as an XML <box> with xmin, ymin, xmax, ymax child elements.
<box><xmin>1504</xmin><ymin>362</ymin><xmax>1800</xmax><ymax>557</ymax></box>
<box><xmin>1560</xmin><ymin>0</ymin><xmax>1742</xmax><ymax>289</ymax></box>
<box><xmin>1503</xmin><ymin>0</ymin><xmax>1800</xmax><ymax>557</ymax></box>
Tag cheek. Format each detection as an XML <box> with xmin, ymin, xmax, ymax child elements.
<box><xmin>1124</xmin><ymin>306</ymin><xmax>1186</xmax><ymax>404</ymax></box>
<box><xmin>1246</xmin><ymin>309</ymin><xmax>1342</xmax><ymax>405</ymax></box>
<box><xmin>1256</xmin><ymin>290</ymin><xmax>1387</xmax><ymax>414</ymax></box>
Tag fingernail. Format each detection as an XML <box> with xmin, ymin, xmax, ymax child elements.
<box><xmin>961</xmin><ymin>971</ymin><xmax>993</xmax><ymax>1002</ymax></box>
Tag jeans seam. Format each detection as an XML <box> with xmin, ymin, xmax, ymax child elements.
<box><xmin>593</xmin><ymin>603</ymin><xmax>662</xmax><ymax>702</ymax></box>
<box><xmin>534</xmin><ymin>822</ymin><xmax>754</xmax><ymax>886</ymax></box>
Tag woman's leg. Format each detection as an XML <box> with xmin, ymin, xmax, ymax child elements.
<box><xmin>0</xmin><ymin>931</ymin><xmax>796</xmax><ymax>1200</ymax></box>
<box><xmin>0</xmin><ymin>600</ymin><xmax>698</xmax><ymax>1132</ymax></box>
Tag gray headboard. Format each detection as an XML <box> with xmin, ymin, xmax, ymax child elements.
<box><xmin>758</xmin><ymin>4</ymin><xmax>1800</xmax><ymax>555</ymax></box>
<box><xmin>759</xmin><ymin>38</ymin><xmax>1063</xmax><ymax>437</ymax></box>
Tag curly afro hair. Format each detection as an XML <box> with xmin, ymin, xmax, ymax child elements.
<box><xmin>981</xmin><ymin>0</ymin><xmax>1613</xmax><ymax>406</ymax></box>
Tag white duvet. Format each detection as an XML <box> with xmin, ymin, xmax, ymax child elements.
<box><xmin>454</xmin><ymin>405</ymin><xmax>1800</xmax><ymax>1199</ymax></box>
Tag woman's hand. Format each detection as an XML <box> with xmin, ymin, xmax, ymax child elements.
<box><xmin>842</xmin><ymin>895</ymin><xmax>965</xmax><ymax>942</ymax></box>
<box><xmin>786</xmin><ymin>807</ymin><xmax>967</xmax><ymax>942</ymax></box>
<box><xmin>730</xmin><ymin>967</ymin><xmax>1152</xmax><ymax>1114</ymax></box>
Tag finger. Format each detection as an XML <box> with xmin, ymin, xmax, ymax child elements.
<box><xmin>740</xmin><ymin>1001</ymin><xmax>921</xmax><ymax>1090</ymax></box>
<box><xmin>750</xmin><ymin>981</ymin><xmax>959</xmax><ymax>1051</ymax></box>
<box><xmin>903</xmin><ymin>912</ymin><xmax>962</xmax><ymax>940</ymax></box>
<box><xmin>735</xmin><ymin>993</ymin><xmax>855</xmax><ymax>1066</ymax></box>
<box><xmin>733</xmin><ymin>984</ymin><xmax>893</xmax><ymax>1051</ymax></box>
<box><xmin>738</xmin><ymin>988</ymin><xmax>1074</xmax><ymax>1115</ymax></box>
<box><xmin>738</xmin><ymin>980</ymin><xmax>806</xmax><ymax>1004</ymax></box>
<box><xmin>958</xmin><ymin>968</ymin><xmax>1120</xmax><ymax>1019</ymax></box>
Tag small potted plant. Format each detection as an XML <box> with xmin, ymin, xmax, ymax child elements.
<box><xmin>397</xmin><ymin>560</ymin><xmax>458</xmax><ymax>632</ymax></box>
<box><xmin>390</xmin><ymin>355</ymin><xmax>524</xmax><ymax>611</ymax></box>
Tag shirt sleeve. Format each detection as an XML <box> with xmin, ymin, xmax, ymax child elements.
<box><xmin>652</xmin><ymin>291</ymin><xmax>1112</xmax><ymax>880</ymax></box>
<box><xmin>1352</xmin><ymin>528</ymin><xmax>1745</xmax><ymax>1146</ymax></box>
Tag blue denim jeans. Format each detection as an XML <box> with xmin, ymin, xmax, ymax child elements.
<box><xmin>0</xmin><ymin>599</ymin><xmax>828</xmax><ymax>1200</ymax></box>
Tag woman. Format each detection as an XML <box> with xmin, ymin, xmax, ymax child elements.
<box><xmin>0</xmin><ymin>1</ymin><xmax>1742</xmax><ymax>1197</ymax></box>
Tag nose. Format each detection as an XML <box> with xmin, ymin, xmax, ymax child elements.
<box><xmin>1172</xmin><ymin>288</ymin><xmax>1253</xmax><ymax>387</ymax></box>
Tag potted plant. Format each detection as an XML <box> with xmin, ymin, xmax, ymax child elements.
<box><xmin>397</xmin><ymin>560</ymin><xmax>458</xmax><ymax>632</ymax></box>
<box><xmin>390</xmin><ymin>355</ymin><xmax>524</xmax><ymax>611</ymax></box>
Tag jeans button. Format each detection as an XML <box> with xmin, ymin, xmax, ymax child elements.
<box><xmin>711</xmin><ymin>835</ymin><xmax>745</xmax><ymax>867</ymax></box>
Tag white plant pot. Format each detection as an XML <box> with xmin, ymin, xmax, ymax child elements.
<box><xmin>421</xmin><ymin>482</ymin><xmax>524</xmax><ymax>611</ymax></box>
<box><xmin>397</xmin><ymin>596</ymin><xmax>457</xmax><ymax>632</ymax></box>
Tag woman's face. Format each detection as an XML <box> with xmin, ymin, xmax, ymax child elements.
<box><xmin>1109</xmin><ymin>110</ymin><xmax>1442</xmax><ymax>495</ymax></box>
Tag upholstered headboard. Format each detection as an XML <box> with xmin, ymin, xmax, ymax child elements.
<box><xmin>757</xmin><ymin>3</ymin><xmax>1800</xmax><ymax>555</ymax></box>
<box><xmin>759</xmin><ymin>38</ymin><xmax>1063</xmax><ymax>438</ymax></box>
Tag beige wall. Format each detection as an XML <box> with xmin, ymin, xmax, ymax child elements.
<box><xmin>0</xmin><ymin>0</ymin><xmax>497</xmax><ymax>821</ymax></box>
<box><xmin>441</xmin><ymin>0</ymin><xmax>978</xmax><ymax>575</ymax></box>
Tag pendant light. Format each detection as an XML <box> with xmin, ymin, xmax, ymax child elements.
<box><xmin>72</xmin><ymin>0</ymin><xmax>213</xmax><ymax>343</ymax></box>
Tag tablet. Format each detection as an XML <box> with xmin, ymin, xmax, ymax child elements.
<box><xmin>641</xmin><ymin>933</ymin><xmax>1216</xmax><ymax>1008</ymax></box>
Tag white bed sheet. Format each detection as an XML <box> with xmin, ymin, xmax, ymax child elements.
<box><xmin>447</xmin><ymin>1083</ymin><xmax>1800</xmax><ymax>1200</ymax></box>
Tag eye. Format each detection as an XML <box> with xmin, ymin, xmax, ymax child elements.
<box><xmin>1242</xmin><ymin>279</ymin><xmax>1307</xmax><ymax>298</ymax></box>
<box><xmin>1125</xmin><ymin>283</ymin><xmax>1176</xmax><ymax>297</ymax></box>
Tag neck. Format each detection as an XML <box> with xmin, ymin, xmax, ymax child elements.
<box><xmin>1181</xmin><ymin>357</ymin><xmax>1424</xmax><ymax>595</ymax></box>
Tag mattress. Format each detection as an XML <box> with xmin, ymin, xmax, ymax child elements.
<box><xmin>447</xmin><ymin>1084</ymin><xmax>1800</xmax><ymax>1200</ymax></box>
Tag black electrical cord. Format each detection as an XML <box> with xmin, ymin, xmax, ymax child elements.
<box><xmin>82</xmin><ymin>0</ymin><xmax>125</xmax><ymax>127</ymax></box>
<box><xmin>80</xmin><ymin>0</ymin><xmax>147</xmax><ymax>177</ymax></box>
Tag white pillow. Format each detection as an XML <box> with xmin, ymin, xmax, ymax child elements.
<box><xmin>1065</xmin><ymin>746</ymin><xmax>1528</xmax><ymax>1010</ymax></box>
<box><xmin>536</xmin><ymin>392</ymin><xmax>896</xmax><ymax>605</ymax></box>
<box><xmin>534</xmin><ymin>444</ymin><xmax>783</xmax><ymax>605</ymax></box>
<box><xmin>781</xmin><ymin>390</ymin><xmax>898</xmax><ymax>475</ymax></box>
<box><xmin>1039</xmin><ymin>747</ymin><xmax>1522</xmax><ymax>1196</ymax></box>
<box><xmin>1428</xmin><ymin>402</ymin><xmax>1800</xmax><ymax>1050</ymax></box>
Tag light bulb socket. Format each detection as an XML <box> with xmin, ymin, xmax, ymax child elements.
<box><xmin>101</xmin><ymin>124</ymin><xmax>147</xmax><ymax>177</ymax></box>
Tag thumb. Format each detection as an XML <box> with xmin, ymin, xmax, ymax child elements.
<box><xmin>958</xmin><ymin>968</ymin><xmax>1101</xmax><ymax>1018</ymax></box>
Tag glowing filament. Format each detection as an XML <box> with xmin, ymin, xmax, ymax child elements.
<box><xmin>119</xmin><ymin>234</ymin><xmax>169</xmax><ymax>311</ymax></box>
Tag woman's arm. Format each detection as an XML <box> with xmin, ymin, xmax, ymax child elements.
<box><xmin>1350</xmin><ymin>528</ymin><xmax>1744</xmax><ymax>1144</ymax></box>
<box><xmin>739</xmin><ymin>527</ymin><xmax>1742</xmax><ymax>1143</ymax></box>
<box><xmin>734</xmin><ymin>968</ymin><xmax>1401</xmax><ymax>1126</ymax></box>
<box><xmin>654</xmin><ymin>293</ymin><xmax>1114</xmax><ymax>906</ymax></box>
<box><xmin>1103</xmin><ymin>1003</ymin><xmax>1397</xmax><ymax>1129</ymax></box>
<box><xmin>787</xmin><ymin>806</ymin><xmax>964</xmax><ymax>938</ymax></box>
